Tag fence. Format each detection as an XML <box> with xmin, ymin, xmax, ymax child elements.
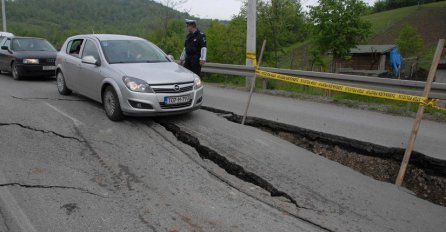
<box><xmin>201</xmin><ymin>62</ymin><xmax>446</xmax><ymax>100</ymax></box>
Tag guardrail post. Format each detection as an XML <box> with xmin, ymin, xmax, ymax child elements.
<box><xmin>262</xmin><ymin>78</ymin><xmax>267</xmax><ymax>90</ymax></box>
<box><xmin>395</xmin><ymin>39</ymin><xmax>445</xmax><ymax>186</ymax></box>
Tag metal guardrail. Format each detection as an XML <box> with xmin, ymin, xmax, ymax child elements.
<box><xmin>201</xmin><ymin>63</ymin><xmax>446</xmax><ymax>100</ymax></box>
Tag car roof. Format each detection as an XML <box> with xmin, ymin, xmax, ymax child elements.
<box><xmin>9</xmin><ymin>36</ymin><xmax>47</xmax><ymax>40</ymax></box>
<box><xmin>70</xmin><ymin>34</ymin><xmax>145</xmax><ymax>41</ymax></box>
<box><xmin>0</xmin><ymin>32</ymin><xmax>14</xmax><ymax>37</ymax></box>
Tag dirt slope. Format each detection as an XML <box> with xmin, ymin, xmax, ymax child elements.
<box><xmin>369</xmin><ymin>5</ymin><xmax>446</xmax><ymax>49</ymax></box>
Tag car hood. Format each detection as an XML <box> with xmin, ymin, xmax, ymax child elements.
<box><xmin>110</xmin><ymin>62</ymin><xmax>196</xmax><ymax>85</ymax></box>
<box><xmin>13</xmin><ymin>51</ymin><xmax>57</xmax><ymax>59</ymax></box>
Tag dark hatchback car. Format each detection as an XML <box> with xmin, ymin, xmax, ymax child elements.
<box><xmin>0</xmin><ymin>36</ymin><xmax>57</xmax><ymax>80</ymax></box>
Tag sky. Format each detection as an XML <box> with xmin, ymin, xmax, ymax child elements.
<box><xmin>155</xmin><ymin>0</ymin><xmax>379</xmax><ymax>21</ymax></box>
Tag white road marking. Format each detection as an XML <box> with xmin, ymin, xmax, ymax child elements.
<box><xmin>45</xmin><ymin>102</ymin><xmax>84</xmax><ymax>126</ymax></box>
<box><xmin>0</xmin><ymin>171</ymin><xmax>38</xmax><ymax>232</ymax></box>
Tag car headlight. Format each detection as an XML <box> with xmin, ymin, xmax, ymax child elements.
<box><xmin>122</xmin><ymin>76</ymin><xmax>153</xmax><ymax>93</ymax></box>
<box><xmin>194</xmin><ymin>77</ymin><xmax>202</xmax><ymax>89</ymax></box>
<box><xmin>23</xmin><ymin>59</ymin><xmax>39</xmax><ymax>64</ymax></box>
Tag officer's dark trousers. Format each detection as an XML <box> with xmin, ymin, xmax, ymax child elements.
<box><xmin>184</xmin><ymin>57</ymin><xmax>202</xmax><ymax>76</ymax></box>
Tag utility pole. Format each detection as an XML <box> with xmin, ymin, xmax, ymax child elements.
<box><xmin>246</xmin><ymin>0</ymin><xmax>256</xmax><ymax>89</ymax></box>
<box><xmin>1</xmin><ymin>0</ymin><xmax>6</xmax><ymax>31</ymax></box>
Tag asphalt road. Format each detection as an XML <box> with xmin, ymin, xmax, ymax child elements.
<box><xmin>0</xmin><ymin>74</ymin><xmax>445</xmax><ymax>231</ymax></box>
<box><xmin>0</xmin><ymin>75</ymin><xmax>321</xmax><ymax>232</ymax></box>
<box><xmin>203</xmin><ymin>85</ymin><xmax>446</xmax><ymax>160</ymax></box>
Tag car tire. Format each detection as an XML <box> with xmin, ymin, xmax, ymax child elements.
<box><xmin>103</xmin><ymin>86</ymin><xmax>124</xmax><ymax>121</ymax></box>
<box><xmin>56</xmin><ymin>72</ymin><xmax>72</xmax><ymax>95</ymax></box>
<box><xmin>11</xmin><ymin>62</ymin><xmax>22</xmax><ymax>80</ymax></box>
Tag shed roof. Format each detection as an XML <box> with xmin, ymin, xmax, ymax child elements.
<box><xmin>350</xmin><ymin>45</ymin><xmax>397</xmax><ymax>54</ymax></box>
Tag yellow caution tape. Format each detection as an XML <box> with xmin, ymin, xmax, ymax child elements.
<box><xmin>432</xmin><ymin>105</ymin><xmax>446</xmax><ymax>111</ymax></box>
<box><xmin>419</xmin><ymin>98</ymin><xmax>446</xmax><ymax>111</ymax></box>
<box><xmin>246</xmin><ymin>52</ymin><xmax>256</xmax><ymax>60</ymax></box>
<box><xmin>256</xmin><ymin>69</ymin><xmax>445</xmax><ymax>110</ymax></box>
<box><xmin>246</xmin><ymin>52</ymin><xmax>257</xmax><ymax>66</ymax></box>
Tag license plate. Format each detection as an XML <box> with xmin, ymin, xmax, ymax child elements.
<box><xmin>43</xmin><ymin>66</ymin><xmax>56</xmax><ymax>71</ymax></box>
<box><xmin>164</xmin><ymin>95</ymin><xmax>191</xmax><ymax>105</ymax></box>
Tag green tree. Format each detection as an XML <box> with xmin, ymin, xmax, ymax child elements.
<box><xmin>158</xmin><ymin>19</ymin><xmax>185</xmax><ymax>59</ymax></box>
<box><xmin>203</xmin><ymin>13</ymin><xmax>246</xmax><ymax>64</ymax></box>
<box><xmin>225</xmin><ymin>15</ymin><xmax>248</xmax><ymax>65</ymax></box>
<box><xmin>395</xmin><ymin>24</ymin><xmax>424</xmax><ymax>57</ymax></box>
<box><xmin>206</xmin><ymin>21</ymin><xmax>229</xmax><ymax>63</ymax></box>
<box><xmin>257</xmin><ymin>0</ymin><xmax>306</xmax><ymax>67</ymax></box>
<box><xmin>308</xmin><ymin>0</ymin><xmax>371</xmax><ymax>71</ymax></box>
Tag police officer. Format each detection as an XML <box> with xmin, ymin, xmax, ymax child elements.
<box><xmin>180</xmin><ymin>19</ymin><xmax>207</xmax><ymax>76</ymax></box>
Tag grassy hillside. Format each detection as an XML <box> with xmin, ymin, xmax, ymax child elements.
<box><xmin>366</xmin><ymin>1</ymin><xmax>446</xmax><ymax>50</ymax></box>
<box><xmin>281</xmin><ymin>1</ymin><xmax>446</xmax><ymax>70</ymax></box>
<box><xmin>4</xmin><ymin>0</ymin><xmax>208</xmax><ymax>47</ymax></box>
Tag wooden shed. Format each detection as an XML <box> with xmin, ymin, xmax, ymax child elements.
<box><xmin>335</xmin><ymin>45</ymin><xmax>397</xmax><ymax>76</ymax></box>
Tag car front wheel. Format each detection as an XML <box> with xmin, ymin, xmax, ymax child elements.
<box><xmin>56</xmin><ymin>72</ymin><xmax>72</xmax><ymax>95</ymax></box>
<box><xmin>103</xmin><ymin>86</ymin><xmax>124</xmax><ymax>121</ymax></box>
<box><xmin>11</xmin><ymin>62</ymin><xmax>22</xmax><ymax>80</ymax></box>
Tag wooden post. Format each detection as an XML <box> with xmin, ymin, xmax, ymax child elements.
<box><xmin>242</xmin><ymin>40</ymin><xmax>267</xmax><ymax>125</ymax></box>
<box><xmin>395</xmin><ymin>39</ymin><xmax>445</xmax><ymax>186</ymax></box>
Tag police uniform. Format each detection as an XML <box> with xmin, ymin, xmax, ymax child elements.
<box><xmin>180</xmin><ymin>20</ymin><xmax>207</xmax><ymax>76</ymax></box>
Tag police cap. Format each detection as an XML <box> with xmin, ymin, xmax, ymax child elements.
<box><xmin>185</xmin><ymin>19</ymin><xmax>197</xmax><ymax>25</ymax></box>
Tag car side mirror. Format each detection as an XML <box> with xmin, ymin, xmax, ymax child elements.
<box><xmin>167</xmin><ymin>55</ymin><xmax>175</xmax><ymax>62</ymax></box>
<box><xmin>82</xmin><ymin>56</ymin><xmax>101</xmax><ymax>66</ymax></box>
<box><xmin>1</xmin><ymin>46</ymin><xmax>12</xmax><ymax>53</ymax></box>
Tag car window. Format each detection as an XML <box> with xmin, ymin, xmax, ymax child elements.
<box><xmin>67</xmin><ymin>39</ymin><xmax>84</xmax><ymax>57</ymax></box>
<box><xmin>100</xmin><ymin>40</ymin><xmax>169</xmax><ymax>64</ymax></box>
<box><xmin>3</xmin><ymin>39</ymin><xmax>10</xmax><ymax>48</ymax></box>
<box><xmin>81</xmin><ymin>40</ymin><xmax>100</xmax><ymax>61</ymax></box>
<box><xmin>11</xmin><ymin>38</ymin><xmax>57</xmax><ymax>52</ymax></box>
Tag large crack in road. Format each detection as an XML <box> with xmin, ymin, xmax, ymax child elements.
<box><xmin>0</xmin><ymin>183</ymin><xmax>107</xmax><ymax>198</ymax></box>
<box><xmin>0</xmin><ymin>122</ymin><xmax>85</xmax><ymax>143</ymax></box>
<box><xmin>11</xmin><ymin>96</ymin><xmax>88</xmax><ymax>102</ymax></box>
<box><xmin>201</xmin><ymin>106</ymin><xmax>446</xmax><ymax>206</ymax></box>
<box><xmin>155</xmin><ymin>119</ymin><xmax>335</xmax><ymax>232</ymax></box>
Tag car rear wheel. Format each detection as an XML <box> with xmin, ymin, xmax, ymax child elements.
<box><xmin>11</xmin><ymin>63</ymin><xmax>22</xmax><ymax>80</ymax></box>
<box><xmin>56</xmin><ymin>72</ymin><xmax>72</xmax><ymax>95</ymax></box>
<box><xmin>103</xmin><ymin>86</ymin><xmax>124</xmax><ymax>121</ymax></box>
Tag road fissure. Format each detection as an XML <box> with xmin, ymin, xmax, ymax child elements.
<box><xmin>156</xmin><ymin>120</ymin><xmax>335</xmax><ymax>232</ymax></box>
<box><xmin>0</xmin><ymin>183</ymin><xmax>106</xmax><ymax>198</ymax></box>
<box><xmin>12</xmin><ymin>96</ymin><xmax>88</xmax><ymax>102</ymax></box>
<box><xmin>201</xmin><ymin>106</ymin><xmax>446</xmax><ymax>207</ymax></box>
<box><xmin>0</xmin><ymin>122</ymin><xmax>85</xmax><ymax>143</ymax></box>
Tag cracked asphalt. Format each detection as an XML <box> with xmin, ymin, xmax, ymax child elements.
<box><xmin>0</xmin><ymin>74</ymin><xmax>445</xmax><ymax>232</ymax></box>
<box><xmin>0</xmin><ymin>75</ymin><xmax>323</xmax><ymax>231</ymax></box>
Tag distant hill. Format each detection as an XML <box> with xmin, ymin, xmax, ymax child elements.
<box><xmin>365</xmin><ymin>1</ymin><xmax>446</xmax><ymax>51</ymax></box>
<box><xmin>4</xmin><ymin>0</ymin><xmax>208</xmax><ymax>47</ymax></box>
<box><xmin>281</xmin><ymin>1</ymin><xmax>446</xmax><ymax>70</ymax></box>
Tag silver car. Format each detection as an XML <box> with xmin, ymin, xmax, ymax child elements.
<box><xmin>55</xmin><ymin>34</ymin><xmax>203</xmax><ymax>121</ymax></box>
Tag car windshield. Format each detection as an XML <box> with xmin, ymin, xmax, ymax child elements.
<box><xmin>12</xmin><ymin>38</ymin><xmax>57</xmax><ymax>52</ymax></box>
<box><xmin>100</xmin><ymin>40</ymin><xmax>169</xmax><ymax>64</ymax></box>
